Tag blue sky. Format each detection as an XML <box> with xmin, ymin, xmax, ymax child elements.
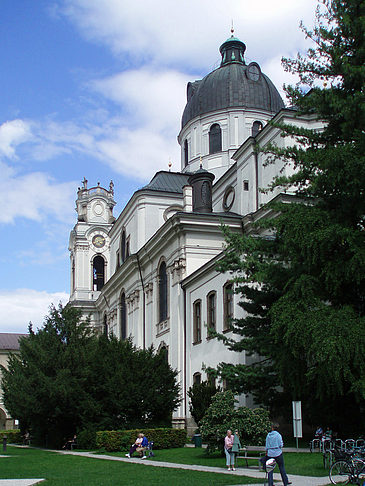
<box><xmin>0</xmin><ymin>0</ymin><xmax>318</xmax><ymax>332</ymax></box>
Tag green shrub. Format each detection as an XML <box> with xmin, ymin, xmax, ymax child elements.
<box><xmin>77</xmin><ymin>428</ymin><xmax>97</xmax><ymax>450</ymax></box>
<box><xmin>200</xmin><ymin>391</ymin><xmax>271</xmax><ymax>452</ymax></box>
<box><xmin>0</xmin><ymin>429</ymin><xmax>22</xmax><ymax>444</ymax></box>
<box><xmin>96</xmin><ymin>428</ymin><xmax>187</xmax><ymax>452</ymax></box>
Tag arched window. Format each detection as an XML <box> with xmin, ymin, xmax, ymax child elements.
<box><xmin>223</xmin><ymin>282</ymin><xmax>234</xmax><ymax>331</ymax></box>
<box><xmin>209</xmin><ymin>123</ymin><xmax>222</xmax><ymax>154</ymax></box>
<box><xmin>158</xmin><ymin>261</ymin><xmax>168</xmax><ymax>322</ymax></box>
<box><xmin>252</xmin><ymin>121</ymin><xmax>263</xmax><ymax>137</ymax></box>
<box><xmin>207</xmin><ymin>291</ymin><xmax>216</xmax><ymax>335</ymax></box>
<box><xmin>103</xmin><ymin>314</ymin><xmax>108</xmax><ymax>337</ymax></box>
<box><xmin>159</xmin><ymin>344</ymin><xmax>169</xmax><ymax>363</ymax></box>
<box><xmin>207</xmin><ymin>373</ymin><xmax>216</xmax><ymax>387</ymax></box>
<box><xmin>184</xmin><ymin>139</ymin><xmax>189</xmax><ymax>167</ymax></box>
<box><xmin>193</xmin><ymin>299</ymin><xmax>202</xmax><ymax>344</ymax></box>
<box><xmin>121</xmin><ymin>229</ymin><xmax>126</xmax><ymax>263</ymax></box>
<box><xmin>93</xmin><ymin>255</ymin><xmax>105</xmax><ymax>291</ymax></box>
<box><xmin>193</xmin><ymin>372</ymin><xmax>201</xmax><ymax>385</ymax></box>
<box><xmin>120</xmin><ymin>292</ymin><xmax>127</xmax><ymax>340</ymax></box>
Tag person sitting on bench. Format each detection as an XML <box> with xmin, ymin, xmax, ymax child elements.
<box><xmin>125</xmin><ymin>433</ymin><xmax>148</xmax><ymax>459</ymax></box>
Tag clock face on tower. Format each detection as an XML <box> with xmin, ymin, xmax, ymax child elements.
<box><xmin>92</xmin><ymin>234</ymin><xmax>106</xmax><ymax>248</ymax></box>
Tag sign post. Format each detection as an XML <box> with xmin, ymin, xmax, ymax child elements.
<box><xmin>292</xmin><ymin>401</ymin><xmax>302</xmax><ymax>449</ymax></box>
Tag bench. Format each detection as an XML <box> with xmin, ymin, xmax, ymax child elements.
<box><xmin>236</xmin><ymin>447</ymin><xmax>265</xmax><ymax>469</ymax></box>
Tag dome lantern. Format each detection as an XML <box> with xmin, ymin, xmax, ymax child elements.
<box><xmin>219</xmin><ymin>34</ymin><xmax>246</xmax><ymax>66</ymax></box>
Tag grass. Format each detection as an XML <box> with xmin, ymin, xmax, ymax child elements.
<box><xmin>109</xmin><ymin>446</ymin><xmax>329</xmax><ymax>477</ymax></box>
<box><xmin>0</xmin><ymin>446</ymin><xmax>264</xmax><ymax>485</ymax></box>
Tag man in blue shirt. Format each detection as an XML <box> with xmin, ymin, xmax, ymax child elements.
<box><xmin>265</xmin><ymin>422</ymin><xmax>291</xmax><ymax>486</ymax></box>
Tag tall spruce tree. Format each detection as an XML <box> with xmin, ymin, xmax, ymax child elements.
<box><xmin>215</xmin><ymin>0</ymin><xmax>365</xmax><ymax>431</ymax></box>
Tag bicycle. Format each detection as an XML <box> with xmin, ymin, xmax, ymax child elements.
<box><xmin>329</xmin><ymin>451</ymin><xmax>365</xmax><ymax>484</ymax></box>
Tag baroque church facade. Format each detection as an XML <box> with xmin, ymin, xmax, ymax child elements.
<box><xmin>68</xmin><ymin>34</ymin><xmax>321</xmax><ymax>429</ymax></box>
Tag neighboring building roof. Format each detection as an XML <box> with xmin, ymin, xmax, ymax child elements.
<box><xmin>0</xmin><ymin>333</ymin><xmax>28</xmax><ymax>350</ymax></box>
<box><xmin>181</xmin><ymin>36</ymin><xmax>284</xmax><ymax>128</ymax></box>
<box><xmin>140</xmin><ymin>171</ymin><xmax>190</xmax><ymax>194</ymax></box>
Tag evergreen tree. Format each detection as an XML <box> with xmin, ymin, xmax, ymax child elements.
<box><xmin>215</xmin><ymin>0</ymin><xmax>365</xmax><ymax>431</ymax></box>
<box><xmin>2</xmin><ymin>304</ymin><xmax>180</xmax><ymax>447</ymax></box>
<box><xmin>187</xmin><ymin>380</ymin><xmax>220</xmax><ymax>427</ymax></box>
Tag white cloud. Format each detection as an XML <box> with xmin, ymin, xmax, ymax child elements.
<box><xmin>0</xmin><ymin>120</ymin><xmax>32</xmax><ymax>159</ymax></box>
<box><xmin>0</xmin><ymin>289</ymin><xmax>69</xmax><ymax>333</ymax></box>
<box><xmin>59</xmin><ymin>0</ymin><xmax>318</xmax><ymax>70</ymax></box>
<box><xmin>0</xmin><ymin>161</ymin><xmax>76</xmax><ymax>224</ymax></box>
<box><xmin>91</xmin><ymin>68</ymin><xmax>189</xmax><ymax>131</ymax></box>
<box><xmin>97</xmin><ymin>126</ymin><xmax>180</xmax><ymax>178</ymax></box>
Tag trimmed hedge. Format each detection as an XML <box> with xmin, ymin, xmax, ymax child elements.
<box><xmin>0</xmin><ymin>429</ymin><xmax>22</xmax><ymax>444</ymax></box>
<box><xmin>96</xmin><ymin>428</ymin><xmax>187</xmax><ymax>452</ymax></box>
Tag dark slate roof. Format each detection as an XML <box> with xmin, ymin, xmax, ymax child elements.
<box><xmin>181</xmin><ymin>36</ymin><xmax>284</xmax><ymax>128</ymax></box>
<box><xmin>0</xmin><ymin>333</ymin><xmax>28</xmax><ymax>350</ymax></box>
<box><xmin>140</xmin><ymin>171</ymin><xmax>190</xmax><ymax>194</ymax></box>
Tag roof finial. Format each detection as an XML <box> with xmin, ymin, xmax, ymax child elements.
<box><xmin>168</xmin><ymin>158</ymin><xmax>172</xmax><ymax>171</ymax></box>
<box><xmin>199</xmin><ymin>156</ymin><xmax>203</xmax><ymax>169</ymax></box>
<box><xmin>231</xmin><ymin>20</ymin><xmax>234</xmax><ymax>37</ymax></box>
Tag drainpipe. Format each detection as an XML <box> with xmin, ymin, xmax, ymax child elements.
<box><xmin>136</xmin><ymin>254</ymin><xmax>146</xmax><ymax>350</ymax></box>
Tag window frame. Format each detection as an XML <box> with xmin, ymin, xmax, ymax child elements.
<box><xmin>121</xmin><ymin>229</ymin><xmax>126</xmax><ymax>263</ymax></box>
<box><xmin>184</xmin><ymin>139</ymin><xmax>189</xmax><ymax>167</ymax></box>
<box><xmin>193</xmin><ymin>372</ymin><xmax>202</xmax><ymax>385</ymax></box>
<box><xmin>92</xmin><ymin>254</ymin><xmax>105</xmax><ymax>291</ymax></box>
<box><xmin>120</xmin><ymin>291</ymin><xmax>127</xmax><ymax>340</ymax></box>
<box><xmin>252</xmin><ymin>120</ymin><xmax>263</xmax><ymax>137</ymax></box>
<box><xmin>206</xmin><ymin>291</ymin><xmax>217</xmax><ymax>337</ymax></box>
<box><xmin>209</xmin><ymin>123</ymin><xmax>222</xmax><ymax>154</ymax></box>
<box><xmin>223</xmin><ymin>282</ymin><xmax>234</xmax><ymax>331</ymax></box>
<box><xmin>158</xmin><ymin>261</ymin><xmax>168</xmax><ymax>323</ymax></box>
<box><xmin>193</xmin><ymin>299</ymin><xmax>202</xmax><ymax>344</ymax></box>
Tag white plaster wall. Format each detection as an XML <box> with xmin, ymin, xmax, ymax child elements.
<box><xmin>179</xmin><ymin>108</ymin><xmax>274</xmax><ymax>179</ymax></box>
<box><xmin>185</xmin><ymin>269</ymin><xmax>250</xmax><ymax>415</ymax></box>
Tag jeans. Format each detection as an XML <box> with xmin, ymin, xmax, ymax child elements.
<box><xmin>224</xmin><ymin>448</ymin><xmax>234</xmax><ymax>466</ymax></box>
<box><xmin>267</xmin><ymin>453</ymin><xmax>289</xmax><ymax>486</ymax></box>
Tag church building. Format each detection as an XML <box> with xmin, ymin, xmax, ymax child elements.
<box><xmin>68</xmin><ymin>33</ymin><xmax>322</xmax><ymax>429</ymax></box>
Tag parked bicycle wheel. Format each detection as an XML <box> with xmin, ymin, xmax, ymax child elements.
<box><xmin>353</xmin><ymin>458</ymin><xmax>365</xmax><ymax>480</ymax></box>
<box><xmin>329</xmin><ymin>460</ymin><xmax>351</xmax><ymax>484</ymax></box>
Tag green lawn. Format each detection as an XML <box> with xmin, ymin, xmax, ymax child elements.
<box><xmin>111</xmin><ymin>446</ymin><xmax>328</xmax><ymax>477</ymax></box>
<box><xmin>0</xmin><ymin>447</ymin><xmax>264</xmax><ymax>485</ymax></box>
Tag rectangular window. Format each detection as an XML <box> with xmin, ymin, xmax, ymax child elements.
<box><xmin>223</xmin><ymin>283</ymin><xmax>233</xmax><ymax>331</ymax></box>
<box><xmin>193</xmin><ymin>300</ymin><xmax>202</xmax><ymax>344</ymax></box>
<box><xmin>207</xmin><ymin>292</ymin><xmax>216</xmax><ymax>336</ymax></box>
<box><xmin>243</xmin><ymin>180</ymin><xmax>249</xmax><ymax>191</ymax></box>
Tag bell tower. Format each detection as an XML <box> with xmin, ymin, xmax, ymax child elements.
<box><xmin>69</xmin><ymin>178</ymin><xmax>116</xmax><ymax>304</ymax></box>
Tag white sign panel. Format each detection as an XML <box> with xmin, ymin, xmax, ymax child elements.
<box><xmin>292</xmin><ymin>400</ymin><xmax>303</xmax><ymax>438</ymax></box>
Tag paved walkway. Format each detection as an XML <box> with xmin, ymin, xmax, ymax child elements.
<box><xmin>0</xmin><ymin>481</ymin><xmax>44</xmax><ymax>486</ymax></box>
<box><xmin>56</xmin><ymin>449</ymin><xmax>330</xmax><ymax>485</ymax></box>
